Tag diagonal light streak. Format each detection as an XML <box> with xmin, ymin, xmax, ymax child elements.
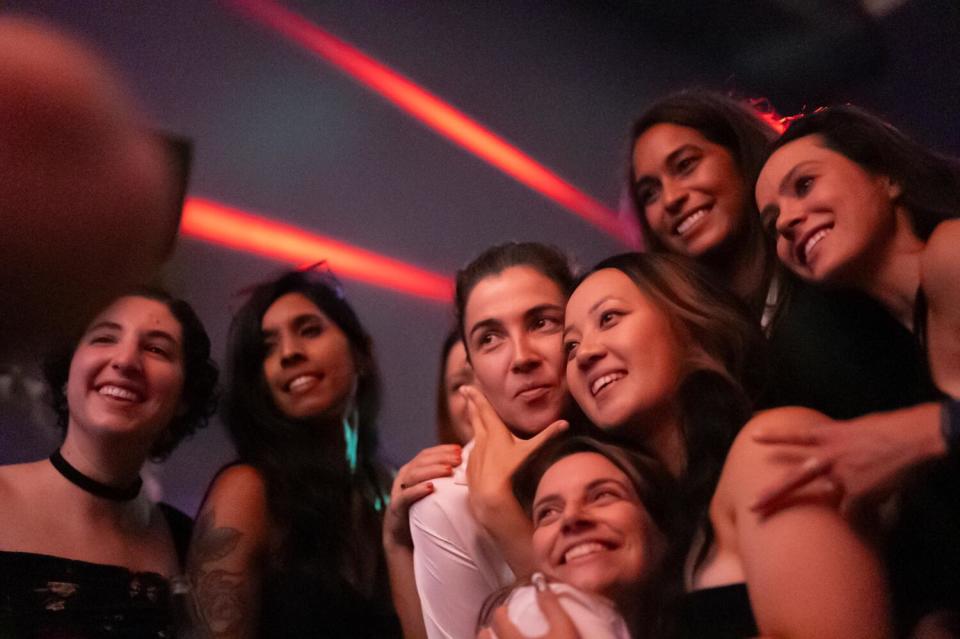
<box><xmin>181</xmin><ymin>197</ymin><xmax>453</xmax><ymax>301</ymax></box>
<box><xmin>224</xmin><ymin>0</ymin><xmax>631</xmax><ymax>244</ymax></box>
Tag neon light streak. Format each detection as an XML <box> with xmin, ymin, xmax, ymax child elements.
<box><xmin>224</xmin><ymin>0</ymin><xmax>630</xmax><ymax>244</ymax></box>
<box><xmin>181</xmin><ymin>197</ymin><xmax>453</xmax><ymax>301</ymax></box>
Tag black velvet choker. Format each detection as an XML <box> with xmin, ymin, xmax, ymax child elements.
<box><xmin>49</xmin><ymin>449</ymin><xmax>142</xmax><ymax>501</ymax></box>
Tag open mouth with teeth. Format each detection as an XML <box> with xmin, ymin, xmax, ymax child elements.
<box><xmin>591</xmin><ymin>372</ymin><xmax>625</xmax><ymax>397</ymax></box>
<box><xmin>287</xmin><ymin>374</ymin><xmax>322</xmax><ymax>394</ymax></box>
<box><xmin>562</xmin><ymin>541</ymin><xmax>613</xmax><ymax>564</ymax></box>
<box><xmin>798</xmin><ymin>225</ymin><xmax>832</xmax><ymax>266</ymax></box>
<box><xmin>97</xmin><ymin>384</ymin><xmax>143</xmax><ymax>402</ymax></box>
<box><xmin>674</xmin><ymin>206</ymin><xmax>710</xmax><ymax>236</ymax></box>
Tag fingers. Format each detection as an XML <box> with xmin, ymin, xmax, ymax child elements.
<box><xmin>489</xmin><ymin>605</ymin><xmax>526</xmax><ymax>639</ymax></box>
<box><xmin>391</xmin><ymin>481</ymin><xmax>435</xmax><ymax>511</ymax></box>
<box><xmin>462</xmin><ymin>386</ymin><xmax>488</xmax><ymax>441</ymax></box>
<box><xmin>399</xmin><ymin>463</ymin><xmax>455</xmax><ymax>489</ymax></box>
<box><xmin>462</xmin><ymin>385</ymin><xmax>511</xmax><ymax>442</ymax></box>
<box><xmin>751</xmin><ymin>456</ymin><xmax>832</xmax><ymax>514</ymax></box>
<box><xmin>476</xmin><ymin>628</ymin><xmax>495</xmax><ymax>639</ymax></box>
<box><xmin>527</xmin><ymin>419</ymin><xmax>568</xmax><ymax>450</ymax></box>
<box><xmin>532</xmin><ymin>575</ymin><xmax>580</xmax><ymax>638</ymax></box>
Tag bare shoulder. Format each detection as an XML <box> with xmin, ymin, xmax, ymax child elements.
<box><xmin>0</xmin><ymin>460</ymin><xmax>48</xmax><ymax>503</ymax></box>
<box><xmin>921</xmin><ymin>219</ymin><xmax>960</xmax><ymax>303</ymax></box>
<box><xmin>715</xmin><ymin>408</ymin><xmax>830</xmax><ymax>501</ymax></box>
<box><xmin>196</xmin><ymin>464</ymin><xmax>269</xmax><ymax>537</ymax></box>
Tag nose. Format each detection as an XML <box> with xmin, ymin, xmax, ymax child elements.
<box><xmin>110</xmin><ymin>338</ymin><xmax>143</xmax><ymax>375</ymax></box>
<box><xmin>560</xmin><ymin>501</ymin><xmax>595</xmax><ymax>535</ymax></box>
<box><xmin>278</xmin><ymin>334</ymin><xmax>305</xmax><ymax>368</ymax></box>
<box><xmin>661</xmin><ymin>177</ymin><xmax>688</xmax><ymax>216</ymax></box>
<box><xmin>775</xmin><ymin>202</ymin><xmax>806</xmax><ymax>238</ymax></box>
<box><xmin>575</xmin><ymin>332</ymin><xmax>605</xmax><ymax>371</ymax></box>
<box><xmin>510</xmin><ymin>333</ymin><xmax>542</xmax><ymax>374</ymax></box>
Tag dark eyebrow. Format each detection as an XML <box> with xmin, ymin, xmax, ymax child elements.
<box><xmin>665</xmin><ymin>144</ymin><xmax>699</xmax><ymax>169</ymax></box>
<box><xmin>85</xmin><ymin>320</ymin><xmax>122</xmax><ymax>334</ymax></box>
<box><xmin>777</xmin><ymin>161</ymin><xmax>818</xmax><ymax>196</ymax></box>
<box><xmin>468</xmin><ymin>317</ymin><xmax>503</xmax><ymax>340</ymax></box>
<box><xmin>588</xmin><ymin>295</ymin><xmax>626</xmax><ymax>316</ymax></box>
<box><xmin>261</xmin><ymin>313</ymin><xmax>324</xmax><ymax>339</ymax></box>
<box><xmin>633</xmin><ymin>144</ymin><xmax>699</xmax><ymax>188</ymax></box>
<box><xmin>533</xmin><ymin>477</ymin><xmax>635</xmax><ymax>511</ymax></box>
<box><xmin>144</xmin><ymin>330</ymin><xmax>178</xmax><ymax>346</ymax></box>
<box><xmin>524</xmin><ymin>303</ymin><xmax>564</xmax><ymax>321</ymax></box>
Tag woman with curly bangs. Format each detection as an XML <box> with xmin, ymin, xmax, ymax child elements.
<box><xmin>0</xmin><ymin>288</ymin><xmax>218</xmax><ymax>638</ymax></box>
<box><xmin>628</xmin><ymin>90</ymin><xmax>935</xmax><ymax>420</ymax></box>
<box><xmin>188</xmin><ymin>268</ymin><xmax>399</xmax><ymax>638</ymax></box>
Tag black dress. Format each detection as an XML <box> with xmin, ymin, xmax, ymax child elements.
<box><xmin>0</xmin><ymin>503</ymin><xmax>191</xmax><ymax>639</ymax></box>
<box><xmin>762</xmin><ymin>280</ymin><xmax>936</xmax><ymax>418</ymax></box>
<box><xmin>677</xmin><ymin>584</ymin><xmax>758</xmax><ymax>639</ymax></box>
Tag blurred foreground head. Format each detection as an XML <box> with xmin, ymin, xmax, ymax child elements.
<box><xmin>0</xmin><ymin>17</ymin><xmax>180</xmax><ymax>362</ymax></box>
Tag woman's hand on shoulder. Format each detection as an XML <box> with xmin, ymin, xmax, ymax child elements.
<box><xmin>187</xmin><ymin>464</ymin><xmax>268</xmax><ymax>639</ymax></box>
<box><xmin>383</xmin><ymin>444</ymin><xmax>462</xmax><ymax>551</ymax></box>
<box><xmin>746</xmin><ymin>404</ymin><xmax>945</xmax><ymax>520</ymax></box>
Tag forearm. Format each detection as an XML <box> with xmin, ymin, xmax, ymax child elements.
<box><xmin>384</xmin><ymin>540</ymin><xmax>427</xmax><ymax>639</ymax></box>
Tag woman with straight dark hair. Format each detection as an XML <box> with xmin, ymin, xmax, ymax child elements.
<box><xmin>628</xmin><ymin>90</ymin><xmax>935</xmax><ymax>420</ymax></box>
<box><xmin>188</xmin><ymin>267</ymin><xmax>399</xmax><ymax>638</ymax></box>
<box><xmin>756</xmin><ymin>104</ymin><xmax>960</xmax><ymax>634</ymax></box>
<box><xmin>0</xmin><ymin>288</ymin><xmax>217</xmax><ymax>637</ymax></box>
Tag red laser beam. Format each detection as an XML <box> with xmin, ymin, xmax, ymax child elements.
<box><xmin>224</xmin><ymin>0</ymin><xmax>631</xmax><ymax>244</ymax></box>
<box><xmin>181</xmin><ymin>197</ymin><xmax>453</xmax><ymax>301</ymax></box>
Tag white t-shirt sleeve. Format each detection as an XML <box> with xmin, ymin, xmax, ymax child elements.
<box><xmin>411</xmin><ymin>483</ymin><xmax>511</xmax><ymax>639</ymax></box>
<box><xmin>498</xmin><ymin>583</ymin><xmax>631</xmax><ymax>639</ymax></box>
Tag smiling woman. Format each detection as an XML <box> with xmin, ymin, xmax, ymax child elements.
<box><xmin>188</xmin><ymin>268</ymin><xmax>399</xmax><ymax>639</ymax></box>
<box><xmin>478</xmin><ymin>436</ymin><xmax>677</xmax><ymax>639</ymax></box>
<box><xmin>0</xmin><ymin>288</ymin><xmax>218</xmax><ymax>637</ymax></box>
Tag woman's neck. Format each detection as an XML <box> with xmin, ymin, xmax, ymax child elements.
<box><xmin>58</xmin><ymin>431</ymin><xmax>147</xmax><ymax>490</ymax></box>
<box><xmin>703</xmin><ymin>226</ymin><xmax>770</xmax><ymax>310</ymax></box>
<box><xmin>620</xmin><ymin>407</ymin><xmax>686</xmax><ymax>478</ymax></box>
<box><xmin>854</xmin><ymin>210</ymin><xmax>925</xmax><ymax>330</ymax></box>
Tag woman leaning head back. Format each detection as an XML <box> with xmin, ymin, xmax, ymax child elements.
<box><xmin>563</xmin><ymin>252</ymin><xmax>764</xmax><ymax>507</ymax></box>
<box><xmin>757</xmin><ymin>105</ymin><xmax>960</xmax><ymax>286</ymax></box>
<box><xmin>510</xmin><ymin>435</ymin><xmax>678</xmax><ymax>634</ymax></box>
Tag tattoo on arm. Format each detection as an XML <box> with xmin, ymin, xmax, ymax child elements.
<box><xmin>187</xmin><ymin>509</ymin><xmax>251</xmax><ymax>638</ymax></box>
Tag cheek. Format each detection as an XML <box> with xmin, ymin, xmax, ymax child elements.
<box><xmin>531</xmin><ymin>528</ymin><xmax>554</xmax><ymax>568</ymax></box>
<box><xmin>448</xmin><ymin>393</ymin><xmax>467</xmax><ymax>417</ymax></box>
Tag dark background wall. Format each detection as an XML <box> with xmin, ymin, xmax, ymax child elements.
<box><xmin>2</xmin><ymin>0</ymin><xmax>958</xmax><ymax>514</ymax></box>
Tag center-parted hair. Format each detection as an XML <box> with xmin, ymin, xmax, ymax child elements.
<box><xmin>223</xmin><ymin>268</ymin><xmax>390</xmax><ymax>597</ymax></box>
<box><xmin>579</xmin><ymin>253</ymin><xmax>765</xmax><ymax>563</ymax></box>
<box><xmin>454</xmin><ymin>242</ymin><xmax>576</xmax><ymax>349</ymax></box>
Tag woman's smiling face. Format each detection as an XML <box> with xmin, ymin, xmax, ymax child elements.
<box><xmin>756</xmin><ymin>134</ymin><xmax>903</xmax><ymax>286</ymax></box>
<box><xmin>563</xmin><ymin>268</ymin><xmax>686</xmax><ymax>434</ymax></box>
<box><xmin>66</xmin><ymin>295</ymin><xmax>185</xmax><ymax>447</ymax></box>
<box><xmin>632</xmin><ymin>123</ymin><xmax>748</xmax><ymax>258</ymax></box>
<box><xmin>531</xmin><ymin>452</ymin><xmax>660</xmax><ymax>601</ymax></box>
<box><xmin>261</xmin><ymin>292</ymin><xmax>357</xmax><ymax>421</ymax></box>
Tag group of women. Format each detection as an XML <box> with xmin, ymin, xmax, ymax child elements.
<box><xmin>0</xmin><ymin>88</ymin><xmax>957</xmax><ymax>639</ymax></box>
